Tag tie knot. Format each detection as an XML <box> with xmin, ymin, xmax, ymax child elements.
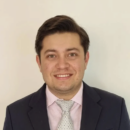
<box><xmin>56</xmin><ymin>100</ymin><xmax>74</xmax><ymax>112</ymax></box>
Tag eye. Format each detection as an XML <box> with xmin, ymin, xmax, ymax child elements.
<box><xmin>68</xmin><ymin>53</ymin><xmax>77</xmax><ymax>57</ymax></box>
<box><xmin>47</xmin><ymin>54</ymin><xmax>56</xmax><ymax>58</ymax></box>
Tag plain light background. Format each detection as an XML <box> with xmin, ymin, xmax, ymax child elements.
<box><xmin>0</xmin><ymin>0</ymin><xmax>130</xmax><ymax>129</ymax></box>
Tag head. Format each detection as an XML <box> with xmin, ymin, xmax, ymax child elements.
<box><xmin>35</xmin><ymin>15</ymin><xmax>90</xmax><ymax>100</ymax></box>
<box><xmin>35</xmin><ymin>15</ymin><xmax>89</xmax><ymax>58</ymax></box>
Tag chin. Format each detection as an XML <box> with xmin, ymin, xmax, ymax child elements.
<box><xmin>55</xmin><ymin>86</ymin><xmax>73</xmax><ymax>92</ymax></box>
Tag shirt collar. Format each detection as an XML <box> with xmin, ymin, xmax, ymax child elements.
<box><xmin>46</xmin><ymin>86</ymin><xmax>58</xmax><ymax>107</ymax></box>
<box><xmin>46</xmin><ymin>82</ymin><xmax>83</xmax><ymax>107</ymax></box>
<box><xmin>71</xmin><ymin>82</ymin><xmax>83</xmax><ymax>105</ymax></box>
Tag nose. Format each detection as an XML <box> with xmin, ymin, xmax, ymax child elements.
<box><xmin>56</xmin><ymin>56</ymin><xmax>69</xmax><ymax>69</ymax></box>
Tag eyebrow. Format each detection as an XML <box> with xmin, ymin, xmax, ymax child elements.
<box><xmin>44</xmin><ymin>49</ymin><xmax>56</xmax><ymax>54</ymax></box>
<box><xmin>44</xmin><ymin>48</ymin><xmax>80</xmax><ymax>54</ymax></box>
<box><xmin>66</xmin><ymin>48</ymin><xmax>80</xmax><ymax>52</ymax></box>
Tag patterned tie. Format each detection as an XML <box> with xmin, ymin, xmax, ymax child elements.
<box><xmin>56</xmin><ymin>100</ymin><xmax>74</xmax><ymax>130</ymax></box>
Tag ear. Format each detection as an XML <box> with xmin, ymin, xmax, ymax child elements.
<box><xmin>84</xmin><ymin>51</ymin><xmax>89</xmax><ymax>69</ymax></box>
<box><xmin>36</xmin><ymin>55</ymin><xmax>42</xmax><ymax>72</ymax></box>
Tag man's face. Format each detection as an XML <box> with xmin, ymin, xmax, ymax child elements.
<box><xmin>36</xmin><ymin>32</ymin><xmax>89</xmax><ymax>99</ymax></box>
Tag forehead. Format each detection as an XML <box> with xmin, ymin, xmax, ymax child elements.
<box><xmin>42</xmin><ymin>32</ymin><xmax>82</xmax><ymax>52</ymax></box>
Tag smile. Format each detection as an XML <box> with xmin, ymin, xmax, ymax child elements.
<box><xmin>56</xmin><ymin>74</ymin><xmax>70</xmax><ymax>77</ymax></box>
<box><xmin>54</xmin><ymin>74</ymin><xmax>72</xmax><ymax>79</ymax></box>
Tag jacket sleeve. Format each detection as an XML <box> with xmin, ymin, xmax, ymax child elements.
<box><xmin>3</xmin><ymin>106</ymin><xmax>13</xmax><ymax>130</ymax></box>
<box><xmin>119</xmin><ymin>99</ymin><xmax>130</xmax><ymax>130</ymax></box>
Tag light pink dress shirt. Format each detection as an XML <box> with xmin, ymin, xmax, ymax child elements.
<box><xmin>46</xmin><ymin>83</ymin><xmax>83</xmax><ymax>130</ymax></box>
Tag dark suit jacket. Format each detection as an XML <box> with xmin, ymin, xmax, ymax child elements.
<box><xmin>3</xmin><ymin>82</ymin><xmax>130</xmax><ymax>130</ymax></box>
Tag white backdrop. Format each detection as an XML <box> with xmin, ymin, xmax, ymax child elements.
<box><xmin>0</xmin><ymin>0</ymin><xmax>130</xmax><ymax>129</ymax></box>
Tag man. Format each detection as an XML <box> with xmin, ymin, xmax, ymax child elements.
<box><xmin>3</xmin><ymin>15</ymin><xmax>130</xmax><ymax>130</ymax></box>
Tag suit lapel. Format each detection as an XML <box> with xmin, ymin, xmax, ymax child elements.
<box><xmin>27</xmin><ymin>82</ymin><xmax>102</xmax><ymax>130</ymax></box>
<box><xmin>80</xmin><ymin>82</ymin><xmax>102</xmax><ymax>130</ymax></box>
<box><xmin>28</xmin><ymin>84</ymin><xmax>50</xmax><ymax>130</ymax></box>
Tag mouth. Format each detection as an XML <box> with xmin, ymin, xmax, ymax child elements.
<box><xmin>54</xmin><ymin>74</ymin><xmax>73</xmax><ymax>80</ymax></box>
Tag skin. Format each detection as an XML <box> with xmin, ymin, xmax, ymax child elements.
<box><xmin>36</xmin><ymin>32</ymin><xmax>89</xmax><ymax>100</ymax></box>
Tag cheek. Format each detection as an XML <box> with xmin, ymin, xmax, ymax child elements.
<box><xmin>73</xmin><ymin>60</ymin><xmax>86</xmax><ymax>77</ymax></box>
<box><xmin>77</xmin><ymin>59</ymin><xmax>86</xmax><ymax>69</ymax></box>
<box><xmin>71</xmin><ymin>61</ymin><xmax>83</xmax><ymax>74</ymax></box>
<box><xmin>41</xmin><ymin>62</ymin><xmax>50</xmax><ymax>73</ymax></box>
<box><xmin>45</xmin><ymin>64</ymin><xmax>49</xmax><ymax>70</ymax></box>
<box><xmin>41</xmin><ymin>63</ymin><xmax>52</xmax><ymax>81</ymax></box>
<box><xmin>42</xmin><ymin>62</ymin><xmax>55</xmax><ymax>75</ymax></box>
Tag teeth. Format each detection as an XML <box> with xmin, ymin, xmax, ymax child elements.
<box><xmin>56</xmin><ymin>74</ymin><xmax>70</xmax><ymax>77</ymax></box>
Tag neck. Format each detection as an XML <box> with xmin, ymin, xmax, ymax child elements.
<box><xmin>48</xmin><ymin>85</ymin><xmax>81</xmax><ymax>100</ymax></box>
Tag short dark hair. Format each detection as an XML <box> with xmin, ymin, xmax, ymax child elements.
<box><xmin>35</xmin><ymin>15</ymin><xmax>90</xmax><ymax>58</ymax></box>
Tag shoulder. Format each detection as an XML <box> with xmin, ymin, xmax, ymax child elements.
<box><xmin>7</xmin><ymin>92</ymin><xmax>36</xmax><ymax>112</ymax></box>
<box><xmin>7</xmin><ymin>84</ymin><xmax>46</xmax><ymax>111</ymax></box>
<box><xmin>91</xmin><ymin>86</ymin><xmax>124</xmax><ymax>109</ymax></box>
<box><xmin>93</xmin><ymin>87</ymin><xmax>123</xmax><ymax>101</ymax></box>
<box><xmin>83</xmin><ymin>81</ymin><xmax>124</xmax><ymax>107</ymax></box>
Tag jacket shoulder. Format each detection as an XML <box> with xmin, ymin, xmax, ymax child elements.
<box><xmin>92</xmin><ymin>87</ymin><xmax>124</xmax><ymax>108</ymax></box>
<box><xmin>8</xmin><ymin>92</ymin><xmax>36</xmax><ymax>110</ymax></box>
<box><xmin>93</xmin><ymin>87</ymin><xmax>123</xmax><ymax>100</ymax></box>
<box><xmin>8</xmin><ymin>84</ymin><xmax>46</xmax><ymax>109</ymax></box>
